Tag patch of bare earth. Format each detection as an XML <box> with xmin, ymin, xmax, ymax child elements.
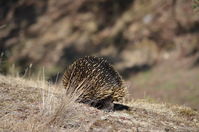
<box><xmin>0</xmin><ymin>75</ymin><xmax>199</xmax><ymax>131</ymax></box>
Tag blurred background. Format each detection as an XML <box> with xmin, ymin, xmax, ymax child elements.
<box><xmin>0</xmin><ymin>0</ymin><xmax>199</xmax><ymax>109</ymax></box>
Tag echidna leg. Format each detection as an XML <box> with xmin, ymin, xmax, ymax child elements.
<box><xmin>97</xmin><ymin>96</ymin><xmax>114</xmax><ymax>112</ymax></box>
<box><xmin>103</xmin><ymin>100</ymin><xmax>114</xmax><ymax>112</ymax></box>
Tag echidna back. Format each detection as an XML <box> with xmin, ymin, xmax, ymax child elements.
<box><xmin>62</xmin><ymin>56</ymin><xmax>125</xmax><ymax>104</ymax></box>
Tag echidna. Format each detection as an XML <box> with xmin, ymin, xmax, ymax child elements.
<box><xmin>62</xmin><ymin>56</ymin><xmax>126</xmax><ymax>110</ymax></box>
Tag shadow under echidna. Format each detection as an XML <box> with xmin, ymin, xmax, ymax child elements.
<box><xmin>62</xmin><ymin>56</ymin><xmax>129</xmax><ymax>111</ymax></box>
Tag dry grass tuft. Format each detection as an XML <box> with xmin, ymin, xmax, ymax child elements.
<box><xmin>0</xmin><ymin>74</ymin><xmax>92</xmax><ymax>131</ymax></box>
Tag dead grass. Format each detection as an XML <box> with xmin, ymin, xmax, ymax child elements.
<box><xmin>0</xmin><ymin>74</ymin><xmax>101</xmax><ymax>132</ymax></box>
<box><xmin>0</xmin><ymin>74</ymin><xmax>199</xmax><ymax>132</ymax></box>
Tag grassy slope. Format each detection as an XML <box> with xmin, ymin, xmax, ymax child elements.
<box><xmin>130</xmin><ymin>54</ymin><xmax>199</xmax><ymax>110</ymax></box>
<box><xmin>0</xmin><ymin>75</ymin><xmax>199</xmax><ymax>132</ymax></box>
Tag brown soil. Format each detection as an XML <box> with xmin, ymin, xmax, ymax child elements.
<box><xmin>0</xmin><ymin>75</ymin><xmax>199</xmax><ymax>131</ymax></box>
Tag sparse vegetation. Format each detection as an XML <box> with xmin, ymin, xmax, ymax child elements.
<box><xmin>0</xmin><ymin>75</ymin><xmax>199</xmax><ymax>131</ymax></box>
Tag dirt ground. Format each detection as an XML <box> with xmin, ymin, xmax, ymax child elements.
<box><xmin>0</xmin><ymin>75</ymin><xmax>199</xmax><ymax>131</ymax></box>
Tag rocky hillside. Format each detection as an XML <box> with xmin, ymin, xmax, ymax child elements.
<box><xmin>0</xmin><ymin>0</ymin><xmax>199</xmax><ymax>77</ymax></box>
<box><xmin>0</xmin><ymin>75</ymin><xmax>199</xmax><ymax>131</ymax></box>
